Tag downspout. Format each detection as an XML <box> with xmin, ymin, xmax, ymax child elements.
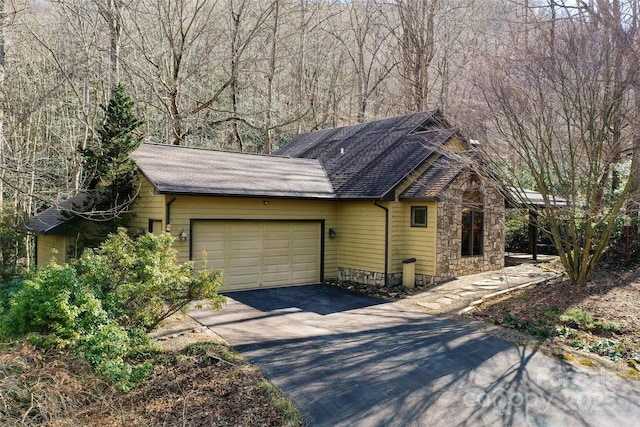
<box><xmin>33</xmin><ymin>234</ymin><xmax>38</xmax><ymax>267</ymax></box>
<box><xmin>166</xmin><ymin>195</ymin><xmax>177</xmax><ymax>230</ymax></box>
<box><xmin>373</xmin><ymin>201</ymin><xmax>389</xmax><ymax>287</ymax></box>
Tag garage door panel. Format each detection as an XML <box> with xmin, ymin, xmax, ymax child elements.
<box><xmin>294</xmin><ymin>254</ymin><xmax>316</xmax><ymax>263</ymax></box>
<box><xmin>229</xmin><ymin>222</ymin><xmax>260</xmax><ymax>232</ymax></box>
<box><xmin>294</xmin><ymin>237</ymin><xmax>316</xmax><ymax>247</ymax></box>
<box><xmin>292</xmin><ymin>270</ymin><xmax>317</xmax><ymax>281</ymax></box>
<box><xmin>193</xmin><ymin>221</ymin><xmax>320</xmax><ymax>291</ymax></box>
<box><xmin>228</xmin><ymin>274</ymin><xmax>261</xmax><ymax>287</ymax></box>
<box><xmin>263</xmin><ymin>255</ymin><xmax>291</xmax><ymax>266</ymax></box>
<box><xmin>203</xmin><ymin>253</ymin><xmax>225</xmax><ymax>267</ymax></box>
<box><xmin>293</xmin><ymin>222</ymin><xmax>315</xmax><ymax>231</ymax></box>
<box><xmin>229</xmin><ymin>256</ymin><xmax>260</xmax><ymax>269</ymax></box>
<box><xmin>194</xmin><ymin>241</ymin><xmax>225</xmax><ymax>253</ymax></box>
<box><xmin>230</xmin><ymin>240</ymin><xmax>261</xmax><ymax>251</ymax></box>
<box><xmin>262</xmin><ymin>272</ymin><xmax>290</xmax><ymax>283</ymax></box>
<box><xmin>263</xmin><ymin>222</ymin><xmax>291</xmax><ymax>232</ymax></box>
<box><xmin>263</xmin><ymin>239</ymin><xmax>291</xmax><ymax>249</ymax></box>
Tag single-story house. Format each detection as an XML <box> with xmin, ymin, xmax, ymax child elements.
<box><xmin>28</xmin><ymin>110</ymin><xmax>505</xmax><ymax>291</ymax></box>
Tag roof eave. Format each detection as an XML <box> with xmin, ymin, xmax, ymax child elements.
<box><xmin>153</xmin><ymin>187</ymin><xmax>337</xmax><ymax>200</ymax></box>
<box><xmin>25</xmin><ymin>219</ymin><xmax>71</xmax><ymax>235</ymax></box>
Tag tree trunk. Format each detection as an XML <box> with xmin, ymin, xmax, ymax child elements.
<box><xmin>263</xmin><ymin>0</ymin><xmax>279</xmax><ymax>154</ymax></box>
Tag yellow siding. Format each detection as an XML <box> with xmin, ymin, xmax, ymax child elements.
<box><xmin>129</xmin><ymin>175</ymin><xmax>440</xmax><ymax>282</ymax></box>
<box><xmin>444</xmin><ymin>136</ymin><xmax>467</xmax><ymax>152</ymax></box>
<box><xmin>389</xmin><ymin>201</ymin><xmax>405</xmax><ymax>273</ymax></box>
<box><xmin>167</xmin><ymin>196</ymin><xmax>339</xmax><ymax>279</ymax></box>
<box><xmin>389</xmin><ymin>201</ymin><xmax>437</xmax><ymax>277</ymax></box>
<box><xmin>129</xmin><ymin>176</ymin><xmax>166</xmax><ymax>233</ymax></box>
<box><xmin>336</xmin><ymin>201</ymin><xmax>386</xmax><ymax>273</ymax></box>
<box><xmin>401</xmin><ymin>202</ymin><xmax>437</xmax><ymax>276</ymax></box>
<box><xmin>37</xmin><ymin>235</ymin><xmax>68</xmax><ymax>266</ymax></box>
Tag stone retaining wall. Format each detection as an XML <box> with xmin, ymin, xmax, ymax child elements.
<box><xmin>337</xmin><ymin>267</ymin><xmax>402</xmax><ymax>287</ymax></box>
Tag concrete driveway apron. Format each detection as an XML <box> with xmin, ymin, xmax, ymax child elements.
<box><xmin>190</xmin><ymin>284</ymin><xmax>640</xmax><ymax>427</ymax></box>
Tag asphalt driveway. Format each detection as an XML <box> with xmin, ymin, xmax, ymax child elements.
<box><xmin>190</xmin><ymin>284</ymin><xmax>640</xmax><ymax>426</ymax></box>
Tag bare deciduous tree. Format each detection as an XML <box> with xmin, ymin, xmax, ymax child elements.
<box><xmin>128</xmin><ymin>0</ymin><xmax>228</xmax><ymax>145</ymax></box>
<box><xmin>481</xmin><ymin>3</ymin><xmax>640</xmax><ymax>286</ymax></box>
<box><xmin>328</xmin><ymin>0</ymin><xmax>395</xmax><ymax>123</ymax></box>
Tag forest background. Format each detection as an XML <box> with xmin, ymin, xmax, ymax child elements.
<box><xmin>1</xmin><ymin>0</ymin><xmax>639</xmax><ymax>276</ymax></box>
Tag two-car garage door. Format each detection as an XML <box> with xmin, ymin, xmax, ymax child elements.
<box><xmin>191</xmin><ymin>221</ymin><xmax>321</xmax><ymax>291</ymax></box>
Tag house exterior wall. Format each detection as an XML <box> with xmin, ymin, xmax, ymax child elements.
<box><xmin>153</xmin><ymin>194</ymin><xmax>339</xmax><ymax>280</ymax></box>
<box><xmin>335</xmin><ymin>201</ymin><xmax>387</xmax><ymax>285</ymax></box>
<box><xmin>433</xmin><ymin>171</ymin><xmax>505</xmax><ymax>282</ymax></box>
<box><xmin>129</xmin><ymin>175</ymin><xmax>166</xmax><ymax>233</ymax></box>
<box><xmin>36</xmin><ymin>234</ymin><xmax>69</xmax><ymax>266</ymax></box>
<box><xmin>390</xmin><ymin>201</ymin><xmax>438</xmax><ymax>281</ymax></box>
<box><xmin>126</xmin><ymin>172</ymin><xmax>504</xmax><ymax>288</ymax></box>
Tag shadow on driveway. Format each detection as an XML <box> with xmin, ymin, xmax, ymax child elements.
<box><xmin>191</xmin><ymin>285</ymin><xmax>640</xmax><ymax>426</ymax></box>
<box><xmin>224</xmin><ymin>283</ymin><xmax>387</xmax><ymax>315</ymax></box>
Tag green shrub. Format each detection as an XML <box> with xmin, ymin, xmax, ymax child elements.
<box><xmin>560</xmin><ymin>308</ymin><xmax>595</xmax><ymax>329</ymax></box>
<box><xmin>589</xmin><ymin>340</ymin><xmax>623</xmax><ymax>362</ymax></box>
<box><xmin>2</xmin><ymin>263</ymin><xmax>107</xmax><ymax>339</ymax></box>
<box><xmin>0</xmin><ymin>276</ymin><xmax>24</xmax><ymax>313</ymax></box>
<box><xmin>554</xmin><ymin>325</ymin><xmax>577</xmax><ymax>339</ymax></box>
<box><xmin>542</xmin><ymin>305</ymin><xmax>562</xmax><ymax>319</ymax></box>
<box><xmin>77</xmin><ymin>323</ymin><xmax>155</xmax><ymax>392</ymax></box>
<box><xmin>0</xmin><ymin>229</ymin><xmax>224</xmax><ymax>392</ymax></box>
<box><xmin>76</xmin><ymin>228</ymin><xmax>225</xmax><ymax>331</ymax></box>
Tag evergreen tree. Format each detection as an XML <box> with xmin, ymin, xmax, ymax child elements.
<box><xmin>82</xmin><ymin>83</ymin><xmax>144</xmax><ymax>194</ymax></box>
<box><xmin>70</xmin><ymin>84</ymin><xmax>144</xmax><ymax>254</ymax></box>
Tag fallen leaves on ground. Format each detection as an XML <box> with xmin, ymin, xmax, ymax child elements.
<box><xmin>0</xmin><ymin>341</ymin><xmax>303</xmax><ymax>426</ymax></box>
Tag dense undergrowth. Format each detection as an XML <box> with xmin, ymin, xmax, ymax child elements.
<box><xmin>0</xmin><ymin>228</ymin><xmax>225</xmax><ymax>391</ymax></box>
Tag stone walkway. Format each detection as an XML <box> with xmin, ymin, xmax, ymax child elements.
<box><xmin>399</xmin><ymin>262</ymin><xmax>562</xmax><ymax>315</ymax></box>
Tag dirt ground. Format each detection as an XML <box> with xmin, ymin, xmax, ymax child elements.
<box><xmin>0</xmin><ymin>311</ymin><xmax>302</xmax><ymax>427</ymax></box>
<box><xmin>463</xmin><ymin>266</ymin><xmax>640</xmax><ymax>378</ymax></box>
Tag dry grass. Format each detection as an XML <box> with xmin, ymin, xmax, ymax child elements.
<box><xmin>0</xmin><ymin>340</ymin><xmax>303</xmax><ymax>426</ymax></box>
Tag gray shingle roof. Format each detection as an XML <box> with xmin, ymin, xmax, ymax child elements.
<box><xmin>131</xmin><ymin>144</ymin><xmax>335</xmax><ymax>199</ymax></box>
<box><xmin>26</xmin><ymin>193</ymin><xmax>87</xmax><ymax>234</ymax></box>
<box><xmin>274</xmin><ymin>111</ymin><xmax>461</xmax><ymax>199</ymax></box>
<box><xmin>399</xmin><ymin>155</ymin><xmax>463</xmax><ymax>201</ymax></box>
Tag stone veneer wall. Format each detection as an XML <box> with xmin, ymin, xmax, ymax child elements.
<box><xmin>337</xmin><ymin>267</ymin><xmax>403</xmax><ymax>287</ymax></box>
<box><xmin>434</xmin><ymin>171</ymin><xmax>505</xmax><ymax>281</ymax></box>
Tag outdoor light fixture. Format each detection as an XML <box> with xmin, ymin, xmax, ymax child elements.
<box><xmin>179</xmin><ymin>229</ymin><xmax>188</xmax><ymax>242</ymax></box>
<box><xmin>328</xmin><ymin>228</ymin><xmax>336</xmax><ymax>239</ymax></box>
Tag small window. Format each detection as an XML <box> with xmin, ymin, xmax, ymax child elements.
<box><xmin>411</xmin><ymin>206</ymin><xmax>428</xmax><ymax>227</ymax></box>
